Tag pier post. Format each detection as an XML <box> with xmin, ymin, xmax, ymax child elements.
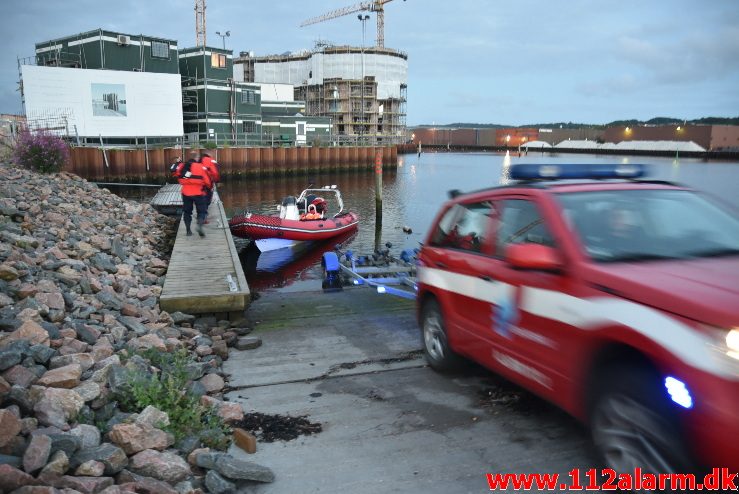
<box><xmin>374</xmin><ymin>150</ymin><xmax>383</xmax><ymax>251</ymax></box>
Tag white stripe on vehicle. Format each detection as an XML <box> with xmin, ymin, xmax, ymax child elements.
<box><xmin>419</xmin><ymin>267</ymin><xmax>737</xmax><ymax>381</ymax></box>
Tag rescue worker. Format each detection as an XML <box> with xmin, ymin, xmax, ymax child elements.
<box><xmin>178</xmin><ymin>151</ymin><xmax>212</xmax><ymax>237</ymax></box>
<box><xmin>200</xmin><ymin>153</ymin><xmax>220</xmax><ymax>224</ymax></box>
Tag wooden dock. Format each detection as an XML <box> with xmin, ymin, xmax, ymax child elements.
<box><xmin>158</xmin><ymin>185</ymin><xmax>250</xmax><ymax>315</ymax></box>
<box><xmin>150</xmin><ymin>183</ymin><xmax>183</xmax><ymax>216</ymax></box>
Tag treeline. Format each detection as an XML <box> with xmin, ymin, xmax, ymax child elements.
<box><xmin>416</xmin><ymin>116</ymin><xmax>739</xmax><ymax>129</ymax></box>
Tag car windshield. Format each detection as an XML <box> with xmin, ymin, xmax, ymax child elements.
<box><xmin>556</xmin><ymin>189</ymin><xmax>739</xmax><ymax>263</ymax></box>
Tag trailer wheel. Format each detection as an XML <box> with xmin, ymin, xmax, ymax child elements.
<box><xmin>322</xmin><ymin>252</ymin><xmax>342</xmax><ymax>292</ymax></box>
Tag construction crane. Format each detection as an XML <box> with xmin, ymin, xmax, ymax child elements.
<box><xmin>300</xmin><ymin>0</ymin><xmax>403</xmax><ymax>48</ymax></box>
<box><xmin>195</xmin><ymin>0</ymin><xmax>206</xmax><ymax>47</ymax></box>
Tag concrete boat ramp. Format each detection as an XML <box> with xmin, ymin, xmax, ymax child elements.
<box><xmin>223</xmin><ymin>288</ymin><xmax>594</xmax><ymax>493</ymax></box>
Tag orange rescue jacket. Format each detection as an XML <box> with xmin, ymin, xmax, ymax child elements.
<box><xmin>178</xmin><ymin>160</ymin><xmax>212</xmax><ymax>197</ymax></box>
<box><xmin>201</xmin><ymin>155</ymin><xmax>220</xmax><ymax>183</ymax></box>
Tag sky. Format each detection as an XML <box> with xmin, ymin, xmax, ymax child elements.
<box><xmin>4</xmin><ymin>0</ymin><xmax>739</xmax><ymax>126</ymax></box>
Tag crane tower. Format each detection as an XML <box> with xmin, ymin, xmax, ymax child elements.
<box><xmin>195</xmin><ymin>0</ymin><xmax>206</xmax><ymax>47</ymax></box>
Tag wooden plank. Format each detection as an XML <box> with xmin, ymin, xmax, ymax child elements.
<box><xmin>160</xmin><ymin>188</ymin><xmax>250</xmax><ymax>315</ymax></box>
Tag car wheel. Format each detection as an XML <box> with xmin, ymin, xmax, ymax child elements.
<box><xmin>421</xmin><ymin>299</ymin><xmax>463</xmax><ymax>372</ymax></box>
<box><xmin>590</xmin><ymin>366</ymin><xmax>694</xmax><ymax>479</ymax></box>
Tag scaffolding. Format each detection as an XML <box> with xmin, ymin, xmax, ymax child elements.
<box><xmin>236</xmin><ymin>45</ymin><xmax>408</xmax><ymax>145</ymax></box>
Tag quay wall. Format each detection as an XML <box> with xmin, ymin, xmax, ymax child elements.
<box><xmin>66</xmin><ymin>146</ymin><xmax>398</xmax><ymax>182</ymax></box>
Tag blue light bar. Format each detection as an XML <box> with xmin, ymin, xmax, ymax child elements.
<box><xmin>510</xmin><ymin>163</ymin><xmax>647</xmax><ymax>181</ymax></box>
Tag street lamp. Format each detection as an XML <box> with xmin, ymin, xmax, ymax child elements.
<box><xmin>215</xmin><ymin>30</ymin><xmax>230</xmax><ymax>50</ymax></box>
<box><xmin>358</xmin><ymin>14</ymin><xmax>370</xmax><ymax>144</ymax></box>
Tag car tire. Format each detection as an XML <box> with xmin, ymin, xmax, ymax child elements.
<box><xmin>589</xmin><ymin>366</ymin><xmax>695</xmax><ymax>479</ymax></box>
<box><xmin>421</xmin><ymin>299</ymin><xmax>463</xmax><ymax>372</ymax></box>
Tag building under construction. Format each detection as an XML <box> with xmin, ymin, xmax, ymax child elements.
<box><xmin>234</xmin><ymin>44</ymin><xmax>408</xmax><ymax>145</ymax></box>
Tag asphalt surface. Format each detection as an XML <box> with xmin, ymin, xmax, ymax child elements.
<box><xmin>224</xmin><ymin>288</ymin><xmax>596</xmax><ymax>493</ymax></box>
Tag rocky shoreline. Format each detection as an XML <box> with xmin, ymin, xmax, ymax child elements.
<box><xmin>0</xmin><ymin>162</ymin><xmax>272</xmax><ymax>494</ymax></box>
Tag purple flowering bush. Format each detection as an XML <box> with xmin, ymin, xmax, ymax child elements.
<box><xmin>13</xmin><ymin>129</ymin><xmax>70</xmax><ymax>173</ymax></box>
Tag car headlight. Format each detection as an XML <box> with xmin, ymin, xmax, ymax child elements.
<box><xmin>727</xmin><ymin>329</ymin><xmax>739</xmax><ymax>361</ymax></box>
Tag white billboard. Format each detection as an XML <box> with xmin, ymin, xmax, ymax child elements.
<box><xmin>21</xmin><ymin>65</ymin><xmax>183</xmax><ymax>137</ymax></box>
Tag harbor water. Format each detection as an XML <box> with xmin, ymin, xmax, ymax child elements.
<box><xmin>114</xmin><ymin>152</ymin><xmax>739</xmax><ymax>293</ymax></box>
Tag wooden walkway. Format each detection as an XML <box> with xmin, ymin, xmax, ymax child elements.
<box><xmin>158</xmin><ymin>185</ymin><xmax>250</xmax><ymax>315</ymax></box>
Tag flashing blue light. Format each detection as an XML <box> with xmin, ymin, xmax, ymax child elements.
<box><xmin>510</xmin><ymin>163</ymin><xmax>647</xmax><ymax>181</ymax></box>
<box><xmin>664</xmin><ymin>376</ymin><xmax>693</xmax><ymax>409</ymax></box>
<box><xmin>377</xmin><ymin>286</ymin><xmax>387</xmax><ymax>294</ymax></box>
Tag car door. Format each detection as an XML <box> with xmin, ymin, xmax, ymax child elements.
<box><xmin>479</xmin><ymin>195</ymin><xmax>577</xmax><ymax>400</ymax></box>
<box><xmin>421</xmin><ymin>200</ymin><xmax>499</xmax><ymax>358</ymax></box>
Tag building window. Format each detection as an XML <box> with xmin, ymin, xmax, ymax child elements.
<box><xmin>243</xmin><ymin>121</ymin><xmax>257</xmax><ymax>133</ymax></box>
<box><xmin>211</xmin><ymin>53</ymin><xmax>226</xmax><ymax>68</ymax></box>
<box><xmin>151</xmin><ymin>40</ymin><xmax>169</xmax><ymax>59</ymax></box>
<box><xmin>241</xmin><ymin>90</ymin><xmax>255</xmax><ymax>104</ymax></box>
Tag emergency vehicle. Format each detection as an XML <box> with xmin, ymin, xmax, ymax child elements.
<box><xmin>416</xmin><ymin>163</ymin><xmax>739</xmax><ymax>473</ymax></box>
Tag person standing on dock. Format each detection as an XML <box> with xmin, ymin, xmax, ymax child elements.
<box><xmin>200</xmin><ymin>152</ymin><xmax>220</xmax><ymax>223</ymax></box>
<box><xmin>178</xmin><ymin>151</ymin><xmax>212</xmax><ymax>237</ymax></box>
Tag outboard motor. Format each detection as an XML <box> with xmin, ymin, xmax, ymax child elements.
<box><xmin>279</xmin><ymin>196</ymin><xmax>299</xmax><ymax>220</ymax></box>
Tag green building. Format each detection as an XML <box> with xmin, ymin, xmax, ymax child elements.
<box><xmin>178</xmin><ymin>46</ymin><xmax>262</xmax><ymax>145</ymax></box>
<box><xmin>35</xmin><ymin>29</ymin><xmax>179</xmax><ymax>73</ymax></box>
<box><xmin>29</xmin><ymin>29</ymin><xmax>332</xmax><ymax>147</ymax></box>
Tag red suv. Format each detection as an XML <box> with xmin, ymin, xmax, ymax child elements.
<box><xmin>416</xmin><ymin>163</ymin><xmax>739</xmax><ymax>474</ymax></box>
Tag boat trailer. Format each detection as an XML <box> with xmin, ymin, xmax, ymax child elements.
<box><xmin>321</xmin><ymin>244</ymin><xmax>418</xmax><ymax>300</ymax></box>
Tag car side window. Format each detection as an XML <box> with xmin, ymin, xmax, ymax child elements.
<box><xmin>430</xmin><ymin>201</ymin><xmax>495</xmax><ymax>253</ymax></box>
<box><xmin>496</xmin><ymin>199</ymin><xmax>555</xmax><ymax>256</ymax></box>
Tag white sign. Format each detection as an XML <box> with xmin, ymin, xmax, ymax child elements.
<box><xmin>22</xmin><ymin>65</ymin><xmax>183</xmax><ymax>137</ymax></box>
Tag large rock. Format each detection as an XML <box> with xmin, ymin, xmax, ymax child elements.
<box><xmin>46</xmin><ymin>474</ymin><xmax>115</xmax><ymax>494</ymax></box>
<box><xmin>108</xmin><ymin>423</ymin><xmax>174</xmax><ymax>455</ymax></box>
<box><xmin>73</xmin><ymin>380</ymin><xmax>101</xmax><ymax>403</ymax></box>
<box><xmin>0</xmin><ymin>348</ymin><xmax>22</xmax><ymax>370</ymax></box>
<box><xmin>72</xmin><ymin>443</ymin><xmax>128</xmax><ymax>476</ymax></box>
<box><xmin>0</xmin><ymin>464</ymin><xmax>36</xmax><ymax>492</ymax></box>
<box><xmin>3</xmin><ymin>365</ymin><xmax>38</xmax><ymax>387</ymax></box>
<box><xmin>75</xmin><ymin>459</ymin><xmax>105</xmax><ymax>477</ymax></box>
<box><xmin>22</xmin><ymin>433</ymin><xmax>51</xmax><ymax>474</ymax></box>
<box><xmin>50</xmin><ymin>353</ymin><xmax>95</xmax><ymax>372</ymax></box>
<box><xmin>116</xmin><ymin>317</ymin><xmax>148</xmax><ymax>336</ymax></box>
<box><xmin>37</xmin><ymin>363</ymin><xmax>82</xmax><ymax>388</ymax></box>
<box><xmin>129</xmin><ymin>449</ymin><xmax>191</xmax><ymax>484</ymax></box>
<box><xmin>40</xmin><ymin>450</ymin><xmax>69</xmax><ymax>476</ymax></box>
<box><xmin>195</xmin><ymin>452</ymin><xmax>274</xmax><ymax>483</ymax></box>
<box><xmin>115</xmin><ymin>469</ymin><xmax>179</xmax><ymax>494</ymax></box>
<box><xmin>33</xmin><ymin>397</ymin><xmax>68</xmax><ymax>429</ymax></box>
<box><xmin>0</xmin><ymin>263</ymin><xmax>20</xmax><ymax>281</ymax></box>
<box><xmin>36</xmin><ymin>387</ymin><xmax>85</xmax><ymax>421</ymax></box>
<box><xmin>205</xmin><ymin>470</ymin><xmax>235</xmax><ymax>494</ymax></box>
<box><xmin>0</xmin><ymin>409</ymin><xmax>22</xmax><ymax>447</ymax></box>
<box><xmin>134</xmin><ymin>405</ymin><xmax>169</xmax><ymax>429</ymax></box>
<box><xmin>68</xmin><ymin>424</ymin><xmax>101</xmax><ymax>450</ymax></box>
<box><xmin>34</xmin><ymin>292</ymin><xmax>65</xmax><ymax>311</ymax></box>
<box><xmin>2</xmin><ymin>320</ymin><xmax>50</xmax><ymax>347</ymax></box>
<box><xmin>198</xmin><ymin>373</ymin><xmax>224</xmax><ymax>393</ymax></box>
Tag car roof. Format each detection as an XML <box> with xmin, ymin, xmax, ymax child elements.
<box><xmin>449</xmin><ymin>180</ymin><xmax>690</xmax><ymax>202</ymax></box>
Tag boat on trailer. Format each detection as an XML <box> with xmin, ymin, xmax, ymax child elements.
<box><xmin>229</xmin><ymin>186</ymin><xmax>359</xmax><ymax>249</ymax></box>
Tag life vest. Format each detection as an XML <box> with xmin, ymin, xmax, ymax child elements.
<box><xmin>201</xmin><ymin>155</ymin><xmax>220</xmax><ymax>183</ymax></box>
<box><xmin>300</xmin><ymin>204</ymin><xmax>322</xmax><ymax>221</ymax></box>
<box><xmin>178</xmin><ymin>160</ymin><xmax>212</xmax><ymax>197</ymax></box>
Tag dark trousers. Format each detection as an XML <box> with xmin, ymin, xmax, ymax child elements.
<box><xmin>182</xmin><ymin>194</ymin><xmax>208</xmax><ymax>230</ymax></box>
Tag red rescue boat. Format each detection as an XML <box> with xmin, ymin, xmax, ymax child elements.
<box><xmin>229</xmin><ymin>186</ymin><xmax>359</xmax><ymax>242</ymax></box>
